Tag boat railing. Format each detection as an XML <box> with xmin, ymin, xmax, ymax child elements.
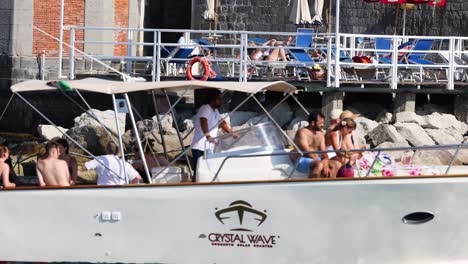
<box><xmin>64</xmin><ymin>26</ymin><xmax>468</xmax><ymax>89</ymax></box>
<box><xmin>211</xmin><ymin>143</ymin><xmax>468</xmax><ymax>182</ymax></box>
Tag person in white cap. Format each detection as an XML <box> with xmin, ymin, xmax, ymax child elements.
<box><xmin>328</xmin><ymin>109</ymin><xmax>342</xmax><ymax>131</ymax></box>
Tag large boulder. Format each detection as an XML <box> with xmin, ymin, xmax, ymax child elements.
<box><xmin>287</xmin><ymin>116</ymin><xmax>308</xmax><ymax>131</ymax></box>
<box><xmin>375</xmin><ymin>110</ymin><xmax>393</xmax><ymax>124</ymax></box>
<box><xmin>425</xmin><ymin>127</ymin><xmax>464</xmax><ymax>145</ymax></box>
<box><xmin>394</xmin><ymin>112</ymin><xmax>428</xmax><ymax>127</ymax></box>
<box><xmin>355</xmin><ymin>117</ymin><xmax>378</xmax><ymax>146</ymax></box>
<box><xmin>181</xmin><ymin>119</ymin><xmax>194</xmax><ymax>133</ymax></box>
<box><xmin>144</xmin><ymin>131</ymin><xmax>193</xmax><ymax>160</ymax></box>
<box><xmin>441</xmin><ymin>114</ymin><xmax>468</xmax><ymax>135</ymax></box>
<box><xmin>423</xmin><ymin>112</ymin><xmax>452</xmax><ymax>129</ymax></box>
<box><xmin>37</xmin><ymin>125</ymin><xmax>68</xmax><ymax>140</ymax></box>
<box><xmin>375</xmin><ymin>141</ymin><xmax>411</xmax><ymax>161</ymax></box>
<box><xmin>367</xmin><ymin>124</ymin><xmax>406</xmax><ymax>146</ymax></box>
<box><xmin>66</xmin><ymin>126</ymin><xmax>115</xmax><ymax>155</ymax></box>
<box><xmin>394</xmin><ymin>122</ymin><xmax>435</xmax><ymax>146</ymax></box>
<box><xmin>73</xmin><ymin>109</ymin><xmax>126</xmax><ymax>135</ymax></box>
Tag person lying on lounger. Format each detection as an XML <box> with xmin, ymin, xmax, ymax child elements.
<box><xmin>248</xmin><ymin>37</ymin><xmax>292</xmax><ymax>62</ymax></box>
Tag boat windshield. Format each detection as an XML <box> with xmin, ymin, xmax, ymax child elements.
<box><xmin>213</xmin><ymin>122</ymin><xmax>286</xmax><ymax>154</ymax></box>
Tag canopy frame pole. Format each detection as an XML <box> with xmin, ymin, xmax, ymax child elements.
<box><xmin>16</xmin><ymin>92</ymin><xmax>122</xmax><ymax>179</ymax></box>
<box><xmin>150</xmin><ymin>91</ymin><xmax>169</xmax><ymax>160</ymax></box>
<box><xmin>0</xmin><ymin>93</ymin><xmax>15</xmax><ymax>122</ymax></box>
<box><xmin>163</xmin><ymin>89</ymin><xmax>194</xmax><ymax>178</ymax></box>
<box><xmin>112</xmin><ymin>94</ymin><xmax>128</xmax><ymax>184</ymax></box>
<box><xmin>124</xmin><ymin>93</ymin><xmax>152</xmax><ymax>183</ymax></box>
<box><xmin>252</xmin><ymin>94</ymin><xmax>292</xmax><ymax>125</ymax></box>
<box><xmin>290</xmin><ymin>93</ymin><xmax>310</xmax><ymax>116</ymax></box>
<box><xmin>153</xmin><ymin>94</ymin><xmax>255</xmax><ymax>181</ymax></box>
<box><xmin>445</xmin><ymin>144</ymin><xmax>461</xmax><ymax>175</ymax></box>
<box><xmin>251</xmin><ymin>95</ymin><xmax>303</xmax><ymax>156</ymax></box>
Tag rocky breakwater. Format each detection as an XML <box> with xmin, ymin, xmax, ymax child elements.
<box><xmin>36</xmin><ymin>106</ymin><xmax>468</xmax><ymax>165</ymax></box>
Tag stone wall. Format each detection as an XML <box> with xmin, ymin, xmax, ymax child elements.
<box><xmin>192</xmin><ymin>0</ymin><xmax>467</xmax><ymax>37</ymax></box>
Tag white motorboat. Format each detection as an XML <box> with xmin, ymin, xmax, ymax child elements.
<box><xmin>2</xmin><ymin>78</ymin><xmax>468</xmax><ymax>264</ymax></box>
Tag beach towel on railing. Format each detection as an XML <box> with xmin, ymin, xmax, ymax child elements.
<box><xmin>355</xmin><ymin>152</ymin><xmax>442</xmax><ymax>177</ymax></box>
<box><xmin>355</xmin><ymin>152</ymin><xmax>396</xmax><ymax>177</ymax></box>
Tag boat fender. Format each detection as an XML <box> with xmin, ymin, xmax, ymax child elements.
<box><xmin>186</xmin><ymin>57</ymin><xmax>215</xmax><ymax>81</ymax></box>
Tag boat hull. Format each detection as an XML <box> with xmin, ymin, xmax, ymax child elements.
<box><xmin>1</xmin><ymin>177</ymin><xmax>468</xmax><ymax>263</ymax></box>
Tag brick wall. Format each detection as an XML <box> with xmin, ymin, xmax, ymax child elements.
<box><xmin>33</xmin><ymin>0</ymin><xmax>85</xmax><ymax>57</ymax></box>
<box><xmin>114</xmin><ymin>0</ymin><xmax>129</xmax><ymax>56</ymax></box>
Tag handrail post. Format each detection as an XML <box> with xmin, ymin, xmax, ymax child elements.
<box><xmin>326</xmin><ymin>34</ymin><xmax>332</xmax><ymax>88</ymax></box>
<box><xmin>448</xmin><ymin>37</ymin><xmax>455</xmax><ymax>90</ymax></box>
<box><xmin>152</xmin><ymin>31</ymin><xmax>157</xmax><ymax>82</ymax></box>
<box><xmin>69</xmin><ymin>28</ymin><xmax>75</xmax><ymax>80</ymax></box>
<box><xmin>334</xmin><ymin>33</ymin><xmax>340</xmax><ymax>88</ymax></box>
<box><xmin>126</xmin><ymin>30</ymin><xmax>133</xmax><ymax>75</ymax></box>
<box><xmin>391</xmin><ymin>35</ymin><xmax>398</xmax><ymax>89</ymax></box>
<box><xmin>157</xmin><ymin>31</ymin><xmax>162</xmax><ymax>82</ymax></box>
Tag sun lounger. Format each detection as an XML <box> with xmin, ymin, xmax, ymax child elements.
<box><xmin>405</xmin><ymin>39</ymin><xmax>448</xmax><ymax>82</ymax></box>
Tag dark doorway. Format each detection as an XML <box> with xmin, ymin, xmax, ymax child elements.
<box><xmin>144</xmin><ymin>0</ymin><xmax>192</xmax><ymax>55</ymax></box>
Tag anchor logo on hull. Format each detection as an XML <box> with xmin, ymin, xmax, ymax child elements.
<box><xmin>215</xmin><ymin>200</ymin><xmax>267</xmax><ymax>232</ymax></box>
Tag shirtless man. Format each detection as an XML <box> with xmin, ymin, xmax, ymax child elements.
<box><xmin>293</xmin><ymin>112</ymin><xmax>340</xmax><ymax>178</ymax></box>
<box><xmin>36</xmin><ymin>141</ymin><xmax>71</xmax><ymax>187</ymax></box>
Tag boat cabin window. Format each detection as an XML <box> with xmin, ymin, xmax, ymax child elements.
<box><xmin>211</xmin><ymin>122</ymin><xmax>286</xmax><ymax>156</ymax></box>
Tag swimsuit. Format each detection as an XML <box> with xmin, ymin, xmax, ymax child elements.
<box><xmin>296</xmin><ymin>156</ymin><xmax>322</xmax><ymax>174</ymax></box>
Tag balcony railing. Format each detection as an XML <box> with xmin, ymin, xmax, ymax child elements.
<box><xmin>66</xmin><ymin>26</ymin><xmax>468</xmax><ymax>90</ymax></box>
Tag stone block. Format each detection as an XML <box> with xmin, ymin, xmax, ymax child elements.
<box><xmin>0</xmin><ymin>11</ymin><xmax>12</xmax><ymax>25</ymax></box>
<box><xmin>37</xmin><ymin>124</ymin><xmax>69</xmax><ymax>140</ymax></box>
<box><xmin>0</xmin><ymin>54</ymin><xmax>12</xmax><ymax>68</ymax></box>
<box><xmin>376</xmin><ymin>110</ymin><xmax>393</xmax><ymax>124</ymax></box>
<box><xmin>14</xmin><ymin>0</ymin><xmax>33</xmax><ymax>11</ymax></box>
<box><xmin>394</xmin><ymin>122</ymin><xmax>435</xmax><ymax>146</ymax></box>
<box><xmin>394</xmin><ymin>111</ymin><xmax>428</xmax><ymax>126</ymax></box>
<box><xmin>454</xmin><ymin>95</ymin><xmax>468</xmax><ymax>123</ymax></box>
<box><xmin>394</xmin><ymin>93</ymin><xmax>415</xmax><ymax>114</ymax></box>
<box><xmin>74</xmin><ymin>58</ymin><xmax>85</xmax><ymax>72</ymax></box>
<box><xmin>20</xmin><ymin>56</ymin><xmax>38</xmax><ymax>70</ymax></box>
<box><xmin>425</xmin><ymin>128</ymin><xmax>463</xmax><ymax>145</ymax></box>
<box><xmin>367</xmin><ymin>124</ymin><xmax>406</xmax><ymax>147</ymax></box>
<box><xmin>0</xmin><ymin>0</ymin><xmax>14</xmax><ymax>9</ymax></box>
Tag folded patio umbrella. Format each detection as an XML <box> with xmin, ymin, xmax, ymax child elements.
<box><xmin>202</xmin><ymin>0</ymin><xmax>215</xmax><ymax>20</ymax></box>
<box><xmin>312</xmin><ymin>0</ymin><xmax>324</xmax><ymax>25</ymax></box>
<box><xmin>289</xmin><ymin>0</ymin><xmax>313</xmax><ymax>25</ymax></box>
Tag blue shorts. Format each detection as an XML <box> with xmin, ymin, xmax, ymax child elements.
<box><xmin>296</xmin><ymin>157</ymin><xmax>321</xmax><ymax>174</ymax></box>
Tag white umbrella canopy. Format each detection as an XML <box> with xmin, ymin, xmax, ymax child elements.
<box><xmin>202</xmin><ymin>0</ymin><xmax>215</xmax><ymax>20</ymax></box>
<box><xmin>289</xmin><ymin>0</ymin><xmax>313</xmax><ymax>25</ymax></box>
<box><xmin>311</xmin><ymin>0</ymin><xmax>324</xmax><ymax>25</ymax></box>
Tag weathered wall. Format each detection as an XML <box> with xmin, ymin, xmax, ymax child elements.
<box><xmin>192</xmin><ymin>0</ymin><xmax>467</xmax><ymax>37</ymax></box>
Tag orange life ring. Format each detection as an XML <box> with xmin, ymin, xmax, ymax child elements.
<box><xmin>186</xmin><ymin>57</ymin><xmax>211</xmax><ymax>81</ymax></box>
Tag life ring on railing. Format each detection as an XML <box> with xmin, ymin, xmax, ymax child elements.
<box><xmin>186</xmin><ymin>57</ymin><xmax>214</xmax><ymax>81</ymax></box>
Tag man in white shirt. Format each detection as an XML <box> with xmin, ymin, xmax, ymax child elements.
<box><xmin>191</xmin><ymin>89</ymin><xmax>232</xmax><ymax>179</ymax></box>
<box><xmin>84</xmin><ymin>142</ymin><xmax>143</xmax><ymax>185</ymax></box>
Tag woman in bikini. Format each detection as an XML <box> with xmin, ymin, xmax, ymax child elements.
<box><xmin>248</xmin><ymin>37</ymin><xmax>292</xmax><ymax>62</ymax></box>
<box><xmin>325</xmin><ymin>118</ymin><xmax>360</xmax><ymax>166</ymax></box>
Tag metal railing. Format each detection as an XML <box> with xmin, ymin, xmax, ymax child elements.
<box><xmin>66</xmin><ymin>26</ymin><xmax>468</xmax><ymax>90</ymax></box>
